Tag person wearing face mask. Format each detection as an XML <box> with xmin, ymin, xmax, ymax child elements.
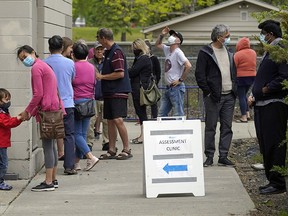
<box><xmin>195</xmin><ymin>24</ymin><xmax>237</xmax><ymax>167</ymax></box>
<box><xmin>0</xmin><ymin>88</ymin><xmax>23</xmax><ymax>190</ymax></box>
<box><xmin>234</xmin><ymin>37</ymin><xmax>256</xmax><ymax>123</ymax></box>
<box><xmin>155</xmin><ymin>27</ymin><xmax>191</xmax><ymax>117</ymax></box>
<box><xmin>17</xmin><ymin>45</ymin><xmax>65</xmax><ymax>191</ymax></box>
<box><xmin>247</xmin><ymin>20</ymin><xmax>288</xmax><ymax>195</ymax></box>
<box><xmin>45</xmin><ymin>35</ymin><xmax>77</xmax><ymax>175</ymax></box>
<box><xmin>128</xmin><ymin>39</ymin><xmax>153</xmax><ymax>144</ymax></box>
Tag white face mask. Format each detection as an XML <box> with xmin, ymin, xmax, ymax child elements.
<box><xmin>168</xmin><ymin>36</ymin><xmax>177</xmax><ymax>45</ymax></box>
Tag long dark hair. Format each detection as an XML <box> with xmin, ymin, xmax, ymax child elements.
<box><xmin>16</xmin><ymin>45</ymin><xmax>39</xmax><ymax>58</ymax></box>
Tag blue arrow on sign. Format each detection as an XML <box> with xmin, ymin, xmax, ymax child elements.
<box><xmin>163</xmin><ymin>163</ymin><xmax>188</xmax><ymax>174</ymax></box>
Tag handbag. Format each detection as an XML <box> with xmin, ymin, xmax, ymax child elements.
<box><xmin>140</xmin><ymin>78</ymin><xmax>161</xmax><ymax>106</ymax></box>
<box><xmin>39</xmin><ymin>109</ymin><xmax>65</xmax><ymax>139</ymax></box>
<box><xmin>74</xmin><ymin>99</ymin><xmax>96</xmax><ymax>120</ymax></box>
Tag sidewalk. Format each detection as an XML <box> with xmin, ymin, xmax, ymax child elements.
<box><xmin>0</xmin><ymin>121</ymin><xmax>256</xmax><ymax>216</ymax></box>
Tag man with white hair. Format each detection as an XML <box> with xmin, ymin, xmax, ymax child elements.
<box><xmin>195</xmin><ymin>24</ymin><xmax>237</xmax><ymax>167</ymax></box>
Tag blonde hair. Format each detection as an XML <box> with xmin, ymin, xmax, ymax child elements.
<box><xmin>132</xmin><ymin>38</ymin><xmax>149</xmax><ymax>55</ymax></box>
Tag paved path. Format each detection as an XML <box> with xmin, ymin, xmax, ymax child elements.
<box><xmin>0</xmin><ymin>121</ymin><xmax>256</xmax><ymax>216</ymax></box>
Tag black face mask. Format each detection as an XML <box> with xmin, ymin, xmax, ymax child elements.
<box><xmin>133</xmin><ymin>49</ymin><xmax>142</xmax><ymax>56</ymax></box>
<box><xmin>0</xmin><ymin>101</ymin><xmax>11</xmax><ymax>113</ymax></box>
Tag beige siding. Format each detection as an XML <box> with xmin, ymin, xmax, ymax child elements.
<box><xmin>37</xmin><ymin>0</ymin><xmax>72</xmax><ymax>54</ymax></box>
<box><xmin>152</xmin><ymin>4</ymin><xmax>274</xmax><ymax>45</ymax></box>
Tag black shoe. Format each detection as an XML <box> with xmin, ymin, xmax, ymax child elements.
<box><xmin>259</xmin><ymin>185</ymin><xmax>286</xmax><ymax>195</ymax></box>
<box><xmin>31</xmin><ymin>182</ymin><xmax>55</xmax><ymax>192</ymax></box>
<box><xmin>203</xmin><ymin>157</ymin><xmax>213</xmax><ymax>167</ymax></box>
<box><xmin>218</xmin><ymin>157</ymin><xmax>235</xmax><ymax>166</ymax></box>
<box><xmin>259</xmin><ymin>183</ymin><xmax>271</xmax><ymax>190</ymax></box>
<box><xmin>102</xmin><ymin>142</ymin><xmax>109</xmax><ymax>151</ymax></box>
<box><xmin>64</xmin><ymin>168</ymin><xmax>78</xmax><ymax>175</ymax></box>
<box><xmin>52</xmin><ymin>180</ymin><xmax>58</xmax><ymax>188</ymax></box>
<box><xmin>95</xmin><ymin>131</ymin><xmax>101</xmax><ymax>140</ymax></box>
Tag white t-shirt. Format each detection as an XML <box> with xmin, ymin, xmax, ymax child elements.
<box><xmin>163</xmin><ymin>45</ymin><xmax>188</xmax><ymax>85</ymax></box>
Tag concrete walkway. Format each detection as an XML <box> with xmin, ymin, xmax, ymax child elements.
<box><xmin>0</xmin><ymin>121</ymin><xmax>257</xmax><ymax>216</ymax></box>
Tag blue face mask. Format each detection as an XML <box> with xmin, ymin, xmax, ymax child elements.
<box><xmin>259</xmin><ymin>33</ymin><xmax>267</xmax><ymax>43</ymax></box>
<box><xmin>22</xmin><ymin>55</ymin><xmax>35</xmax><ymax>67</ymax></box>
<box><xmin>224</xmin><ymin>37</ymin><xmax>230</xmax><ymax>46</ymax></box>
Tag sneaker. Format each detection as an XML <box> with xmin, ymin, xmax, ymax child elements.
<box><xmin>31</xmin><ymin>182</ymin><xmax>55</xmax><ymax>192</ymax></box>
<box><xmin>102</xmin><ymin>142</ymin><xmax>109</xmax><ymax>151</ymax></box>
<box><xmin>52</xmin><ymin>180</ymin><xmax>58</xmax><ymax>188</ymax></box>
<box><xmin>203</xmin><ymin>157</ymin><xmax>213</xmax><ymax>167</ymax></box>
<box><xmin>74</xmin><ymin>163</ymin><xmax>82</xmax><ymax>171</ymax></box>
<box><xmin>251</xmin><ymin>163</ymin><xmax>265</xmax><ymax>170</ymax></box>
<box><xmin>0</xmin><ymin>182</ymin><xmax>13</xmax><ymax>190</ymax></box>
<box><xmin>85</xmin><ymin>156</ymin><xmax>99</xmax><ymax>171</ymax></box>
<box><xmin>41</xmin><ymin>180</ymin><xmax>58</xmax><ymax>188</ymax></box>
<box><xmin>64</xmin><ymin>168</ymin><xmax>78</xmax><ymax>175</ymax></box>
<box><xmin>218</xmin><ymin>157</ymin><xmax>235</xmax><ymax>166</ymax></box>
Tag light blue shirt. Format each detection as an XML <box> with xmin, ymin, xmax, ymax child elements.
<box><xmin>44</xmin><ymin>54</ymin><xmax>75</xmax><ymax>108</ymax></box>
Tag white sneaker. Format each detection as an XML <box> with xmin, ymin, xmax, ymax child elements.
<box><xmin>251</xmin><ymin>163</ymin><xmax>265</xmax><ymax>170</ymax></box>
<box><xmin>85</xmin><ymin>156</ymin><xmax>99</xmax><ymax>171</ymax></box>
<box><xmin>74</xmin><ymin>163</ymin><xmax>81</xmax><ymax>171</ymax></box>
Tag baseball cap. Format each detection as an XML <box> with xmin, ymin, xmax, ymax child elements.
<box><xmin>169</xmin><ymin>30</ymin><xmax>183</xmax><ymax>44</ymax></box>
<box><xmin>94</xmin><ymin>41</ymin><xmax>103</xmax><ymax>49</ymax></box>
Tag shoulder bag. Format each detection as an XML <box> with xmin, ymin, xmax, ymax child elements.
<box><xmin>140</xmin><ymin>77</ymin><xmax>161</xmax><ymax>106</ymax></box>
<box><xmin>74</xmin><ymin>99</ymin><xmax>96</xmax><ymax>120</ymax></box>
<box><xmin>38</xmin><ymin>92</ymin><xmax>65</xmax><ymax>139</ymax></box>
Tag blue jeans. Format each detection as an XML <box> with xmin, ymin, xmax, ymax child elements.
<box><xmin>63</xmin><ymin>108</ymin><xmax>76</xmax><ymax>169</ymax></box>
<box><xmin>237</xmin><ymin>85</ymin><xmax>251</xmax><ymax>115</ymax></box>
<box><xmin>0</xmin><ymin>148</ymin><xmax>8</xmax><ymax>184</ymax></box>
<box><xmin>74</xmin><ymin>99</ymin><xmax>92</xmax><ymax>159</ymax></box>
<box><xmin>159</xmin><ymin>83</ymin><xmax>185</xmax><ymax>117</ymax></box>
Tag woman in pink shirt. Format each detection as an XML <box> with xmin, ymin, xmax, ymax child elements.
<box><xmin>17</xmin><ymin>45</ymin><xmax>63</xmax><ymax>192</ymax></box>
<box><xmin>72</xmin><ymin>42</ymin><xmax>99</xmax><ymax>171</ymax></box>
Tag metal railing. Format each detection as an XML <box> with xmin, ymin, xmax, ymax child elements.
<box><xmin>126</xmin><ymin>56</ymin><xmax>205</xmax><ymax>120</ymax></box>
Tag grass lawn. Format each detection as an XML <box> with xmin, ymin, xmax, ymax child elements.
<box><xmin>72</xmin><ymin>27</ymin><xmax>151</xmax><ymax>42</ymax></box>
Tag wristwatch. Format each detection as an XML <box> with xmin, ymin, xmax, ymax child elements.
<box><xmin>178</xmin><ymin>78</ymin><xmax>184</xmax><ymax>82</ymax></box>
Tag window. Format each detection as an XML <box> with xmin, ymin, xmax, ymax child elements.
<box><xmin>240</xmin><ymin>11</ymin><xmax>248</xmax><ymax>21</ymax></box>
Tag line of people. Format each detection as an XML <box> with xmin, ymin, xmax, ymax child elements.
<box><xmin>1</xmin><ymin>21</ymin><xmax>287</xmax><ymax>196</ymax></box>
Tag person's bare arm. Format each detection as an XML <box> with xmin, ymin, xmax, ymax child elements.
<box><xmin>96</xmin><ymin>71</ymin><xmax>124</xmax><ymax>80</ymax></box>
<box><xmin>155</xmin><ymin>26</ymin><xmax>170</xmax><ymax>50</ymax></box>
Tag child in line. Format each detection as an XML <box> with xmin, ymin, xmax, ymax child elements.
<box><xmin>0</xmin><ymin>88</ymin><xmax>23</xmax><ymax>190</ymax></box>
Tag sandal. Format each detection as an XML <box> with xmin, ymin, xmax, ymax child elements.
<box><xmin>99</xmin><ymin>149</ymin><xmax>117</xmax><ymax>160</ymax></box>
<box><xmin>116</xmin><ymin>149</ymin><xmax>133</xmax><ymax>160</ymax></box>
<box><xmin>130</xmin><ymin>137</ymin><xmax>140</xmax><ymax>143</ymax></box>
<box><xmin>0</xmin><ymin>182</ymin><xmax>13</xmax><ymax>190</ymax></box>
<box><xmin>132</xmin><ymin>138</ymin><xmax>143</xmax><ymax>144</ymax></box>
